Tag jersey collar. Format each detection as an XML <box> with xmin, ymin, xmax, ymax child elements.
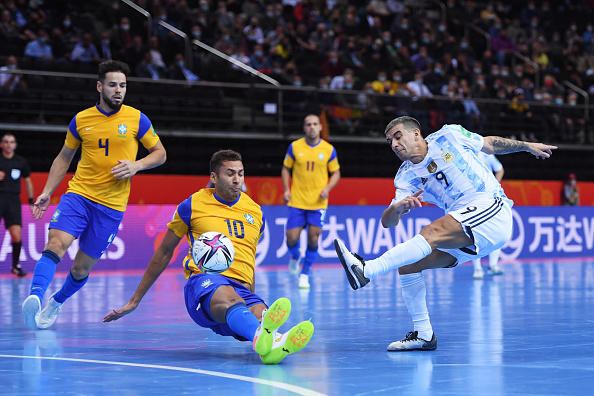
<box><xmin>95</xmin><ymin>102</ymin><xmax>122</xmax><ymax>117</ymax></box>
<box><xmin>213</xmin><ymin>191</ymin><xmax>241</xmax><ymax>207</ymax></box>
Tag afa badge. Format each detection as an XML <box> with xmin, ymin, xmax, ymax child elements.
<box><xmin>442</xmin><ymin>151</ymin><xmax>454</xmax><ymax>163</ymax></box>
<box><xmin>427</xmin><ymin>161</ymin><xmax>438</xmax><ymax>173</ymax></box>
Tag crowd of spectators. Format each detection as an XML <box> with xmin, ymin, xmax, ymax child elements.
<box><xmin>1</xmin><ymin>0</ymin><xmax>594</xmax><ymax>141</ymax></box>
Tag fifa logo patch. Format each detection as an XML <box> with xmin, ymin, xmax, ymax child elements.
<box><xmin>51</xmin><ymin>209</ymin><xmax>61</xmax><ymax>223</ymax></box>
<box><xmin>118</xmin><ymin>124</ymin><xmax>128</xmax><ymax>137</ymax></box>
<box><xmin>201</xmin><ymin>279</ymin><xmax>213</xmax><ymax>288</ymax></box>
<box><xmin>442</xmin><ymin>151</ymin><xmax>454</xmax><ymax>163</ymax></box>
<box><xmin>427</xmin><ymin>161</ymin><xmax>438</xmax><ymax>173</ymax></box>
<box><xmin>244</xmin><ymin>213</ymin><xmax>254</xmax><ymax>224</ymax></box>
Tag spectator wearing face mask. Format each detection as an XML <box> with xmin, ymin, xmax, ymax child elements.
<box><xmin>24</xmin><ymin>29</ymin><xmax>54</xmax><ymax>65</ymax></box>
<box><xmin>168</xmin><ymin>53</ymin><xmax>199</xmax><ymax>81</ymax></box>
<box><xmin>71</xmin><ymin>33</ymin><xmax>100</xmax><ymax>64</ymax></box>
<box><xmin>112</xmin><ymin>17</ymin><xmax>133</xmax><ymax>58</ymax></box>
<box><xmin>321</xmin><ymin>50</ymin><xmax>345</xmax><ymax>78</ymax></box>
<box><xmin>562</xmin><ymin>173</ymin><xmax>580</xmax><ymax>206</ymax></box>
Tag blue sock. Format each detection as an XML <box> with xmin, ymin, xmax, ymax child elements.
<box><xmin>301</xmin><ymin>245</ymin><xmax>318</xmax><ymax>275</ymax></box>
<box><xmin>53</xmin><ymin>272</ymin><xmax>89</xmax><ymax>304</ymax></box>
<box><xmin>29</xmin><ymin>250</ymin><xmax>61</xmax><ymax>303</ymax></box>
<box><xmin>287</xmin><ymin>242</ymin><xmax>301</xmax><ymax>260</ymax></box>
<box><xmin>225</xmin><ymin>302</ymin><xmax>260</xmax><ymax>342</ymax></box>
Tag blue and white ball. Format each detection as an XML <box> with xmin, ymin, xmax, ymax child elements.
<box><xmin>192</xmin><ymin>231</ymin><xmax>235</xmax><ymax>274</ymax></box>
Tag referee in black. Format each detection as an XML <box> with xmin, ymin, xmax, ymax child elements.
<box><xmin>0</xmin><ymin>133</ymin><xmax>34</xmax><ymax>277</ymax></box>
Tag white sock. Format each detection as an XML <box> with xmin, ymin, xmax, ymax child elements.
<box><xmin>400</xmin><ymin>273</ymin><xmax>433</xmax><ymax>341</ymax></box>
<box><xmin>489</xmin><ymin>249</ymin><xmax>501</xmax><ymax>268</ymax></box>
<box><xmin>364</xmin><ymin>234</ymin><xmax>432</xmax><ymax>280</ymax></box>
<box><xmin>472</xmin><ymin>258</ymin><xmax>482</xmax><ymax>271</ymax></box>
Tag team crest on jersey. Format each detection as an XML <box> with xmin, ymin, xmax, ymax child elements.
<box><xmin>318</xmin><ymin>153</ymin><xmax>324</xmax><ymax>160</ymax></box>
<box><xmin>201</xmin><ymin>279</ymin><xmax>213</xmax><ymax>288</ymax></box>
<box><xmin>244</xmin><ymin>213</ymin><xmax>255</xmax><ymax>224</ymax></box>
<box><xmin>118</xmin><ymin>124</ymin><xmax>128</xmax><ymax>137</ymax></box>
<box><xmin>442</xmin><ymin>151</ymin><xmax>454</xmax><ymax>163</ymax></box>
<box><xmin>427</xmin><ymin>161</ymin><xmax>438</xmax><ymax>173</ymax></box>
<box><xmin>51</xmin><ymin>209</ymin><xmax>61</xmax><ymax>223</ymax></box>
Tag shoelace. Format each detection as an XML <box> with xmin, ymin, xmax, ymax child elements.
<box><xmin>403</xmin><ymin>331</ymin><xmax>419</xmax><ymax>342</ymax></box>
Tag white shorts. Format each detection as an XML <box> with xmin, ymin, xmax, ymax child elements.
<box><xmin>438</xmin><ymin>196</ymin><xmax>512</xmax><ymax>266</ymax></box>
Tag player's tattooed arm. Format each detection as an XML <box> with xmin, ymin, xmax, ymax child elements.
<box><xmin>482</xmin><ymin>136</ymin><xmax>557</xmax><ymax>159</ymax></box>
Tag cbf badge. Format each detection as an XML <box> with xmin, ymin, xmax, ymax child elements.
<box><xmin>442</xmin><ymin>151</ymin><xmax>454</xmax><ymax>163</ymax></box>
<box><xmin>318</xmin><ymin>153</ymin><xmax>324</xmax><ymax>160</ymax></box>
<box><xmin>118</xmin><ymin>124</ymin><xmax>127</xmax><ymax>135</ymax></box>
<box><xmin>427</xmin><ymin>161</ymin><xmax>438</xmax><ymax>173</ymax></box>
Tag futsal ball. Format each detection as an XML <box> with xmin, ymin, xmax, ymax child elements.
<box><xmin>192</xmin><ymin>231</ymin><xmax>235</xmax><ymax>274</ymax></box>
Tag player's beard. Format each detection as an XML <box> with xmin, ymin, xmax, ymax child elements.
<box><xmin>101</xmin><ymin>92</ymin><xmax>124</xmax><ymax>111</ymax></box>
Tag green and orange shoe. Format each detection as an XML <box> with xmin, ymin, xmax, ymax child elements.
<box><xmin>261</xmin><ymin>320</ymin><xmax>314</xmax><ymax>365</ymax></box>
<box><xmin>253</xmin><ymin>297</ymin><xmax>291</xmax><ymax>357</ymax></box>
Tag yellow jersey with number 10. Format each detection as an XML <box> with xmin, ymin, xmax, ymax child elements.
<box><xmin>283</xmin><ymin>137</ymin><xmax>340</xmax><ymax>210</ymax></box>
<box><xmin>64</xmin><ymin>104</ymin><xmax>160</xmax><ymax>211</ymax></box>
<box><xmin>167</xmin><ymin>189</ymin><xmax>265</xmax><ymax>286</ymax></box>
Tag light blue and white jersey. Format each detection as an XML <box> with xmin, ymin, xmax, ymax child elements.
<box><xmin>476</xmin><ymin>151</ymin><xmax>503</xmax><ymax>174</ymax></box>
<box><xmin>392</xmin><ymin>124</ymin><xmax>513</xmax><ymax>213</ymax></box>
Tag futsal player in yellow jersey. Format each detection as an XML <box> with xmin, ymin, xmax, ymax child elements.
<box><xmin>22</xmin><ymin>60</ymin><xmax>166</xmax><ymax>330</ymax></box>
<box><xmin>104</xmin><ymin>150</ymin><xmax>314</xmax><ymax>365</ymax></box>
<box><xmin>282</xmin><ymin>114</ymin><xmax>340</xmax><ymax>289</ymax></box>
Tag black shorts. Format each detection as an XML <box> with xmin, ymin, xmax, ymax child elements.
<box><xmin>0</xmin><ymin>194</ymin><xmax>22</xmax><ymax>227</ymax></box>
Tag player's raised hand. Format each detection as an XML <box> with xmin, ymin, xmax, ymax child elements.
<box><xmin>527</xmin><ymin>143</ymin><xmax>557</xmax><ymax>159</ymax></box>
<box><xmin>103</xmin><ymin>301</ymin><xmax>139</xmax><ymax>322</ymax></box>
<box><xmin>397</xmin><ymin>189</ymin><xmax>424</xmax><ymax>213</ymax></box>
<box><xmin>32</xmin><ymin>193</ymin><xmax>51</xmax><ymax>220</ymax></box>
<box><xmin>111</xmin><ymin>159</ymin><xmax>141</xmax><ymax>179</ymax></box>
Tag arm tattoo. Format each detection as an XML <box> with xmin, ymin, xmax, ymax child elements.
<box><xmin>490</xmin><ymin>136</ymin><xmax>528</xmax><ymax>154</ymax></box>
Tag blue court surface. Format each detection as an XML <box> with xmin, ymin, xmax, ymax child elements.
<box><xmin>1</xmin><ymin>260</ymin><xmax>594</xmax><ymax>395</ymax></box>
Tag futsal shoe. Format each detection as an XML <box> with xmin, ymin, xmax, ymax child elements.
<box><xmin>387</xmin><ymin>331</ymin><xmax>437</xmax><ymax>352</ymax></box>
<box><xmin>473</xmin><ymin>268</ymin><xmax>485</xmax><ymax>279</ymax></box>
<box><xmin>487</xmin><ymin>265</ymin><xmax>504</xmax><ymax>276</ymax></box>
<box><xmin>334</xmin><ymin>239</ymin><xmax>369</xmax><ymax>290</ymax></box>
<box><xmin>37</xmin><ymin>293</ymin><xmax>63</xmax><ymax>329</ymax></box>
<box><xmin>22</xmin><ymin>295</ymin><xmax>41</xmax><ymax>330</ymax></box>
<box><xmin>253</xmin><ymin>297</ymin><xmax>291</xmax><ymax>357</ymax></box>
<box><xmin>288</xmin><ymin>256</ymin><xmax>302</xmax><ymax>276</ymax></box>
<box><xmin>298</xmin><ymin>274</ymin><xmax>310</xmax><ymax>289</ymax></box>
<box><xmin>261</xmin><ymin>320</ymin><xmax>314</xmax><ymax>365</ymax></box>
<box><xmin>11</xmin><ymin>265</ymin><xmax>27</xmax><ymax>277</ymax></box>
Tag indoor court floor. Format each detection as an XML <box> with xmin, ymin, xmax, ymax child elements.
<box><xmin>1</xmin><ymin>259</ymin><xmax>593</xmax><ymax>395</ymax></box>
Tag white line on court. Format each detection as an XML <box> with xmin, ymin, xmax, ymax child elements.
<box><xmin>0</xmin><ymin>354</ymin><xmax>327</xmax><ymax>396</ymax></box>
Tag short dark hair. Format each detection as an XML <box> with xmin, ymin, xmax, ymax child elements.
<box><xmin>98</xmin><ymin>60</ymin><xmax>130</xmax><ymax>83</ymax></box>
<box><xmin>384</xmin><ymin>116</ymin><xmax>421</xmax><ymax>135</ymax></box>
<box><xmin>210</xmin><ymin>150</ymin><xmax>243</xmax><ymax>174</ymax></box>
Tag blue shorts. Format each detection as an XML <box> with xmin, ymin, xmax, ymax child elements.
<box><xmin>286</xmin><ymin>207</ymin><xmax>326</xmax><ymax>229</ymax></box>
<box><xmin>49</xmin><ymin>193</ymin><xmax>124</xmax><ymax>259</ymax></box>
<box><xmin>184</xmin><ymin>273</ymin><xmax>266</xmax><ymax>341</ymax></box>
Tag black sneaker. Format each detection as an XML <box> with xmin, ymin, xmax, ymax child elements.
<box><xmin>11</xmin><ymin>266</ymin><xmax>27</xmax><ymax>277</ymax></box>
<box><xmin>387</xmin><ymin>331</ymin><xmax>437</xmax><ymax>351</ymax></box>
<box><xmin>334</xmin><ymin>239</ymin><xmax>370</xmax><ymax>290</ymax></box>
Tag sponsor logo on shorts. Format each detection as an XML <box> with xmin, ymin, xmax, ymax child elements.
<box><xmin>51</xmin><ymin>209</ymin><xmax>61</xmax><ymax>223</ymax></box>
<box><xmin>201</xmin><ymin>279</ymin><xmax>212</xmax><ymax>288</ymax></box>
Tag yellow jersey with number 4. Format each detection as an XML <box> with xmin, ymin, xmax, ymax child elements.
<box><xmin>167</xmin><ymin>188</ymin><xmax>265</xmax><ymax>286</ymax></box>
<box><xmin>64</xmin><ymin>104</ymin><xmax>160</xmax><ymax>211</ymax></box>
<box><xmin>283</xmin><ymin>137</ymin><xmax>339</xmax><ymax>210</ymax></box>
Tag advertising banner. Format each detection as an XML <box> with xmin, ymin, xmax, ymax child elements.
<box><xmin>5</xmin><ymin>205</ymin><xmax>594</xmax><ymax>273</ymax></box>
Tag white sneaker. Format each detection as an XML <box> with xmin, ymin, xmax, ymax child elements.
<box><xmin>487</xmin><ymin>265</ymin><xmax>504</xmax><ymax>276</ymax></box>
<box><xmin>473</xmin><ymin>268</ymin><xmax>484</xmax><ymax>279</ymax></box>
<box><xmin>37</xmin><ymin>294</ymin><xmax>63</xmax><ymax>329</ymax></box>
<box><xmin>260</xmin><ymin>320</ymin><xmax>314</xmax><ymax>365</ymax></box>
<box><xmin>298</xmin><ymin>274</ymin><xmax>310</xmax><ymax>289</ymax></box>
<box><xmin>334</xmin><ymin>239</ymin><xmax>369</xmax><ymax>290</ymax></box>
<box><xmin>387</xmin><ymin>331</ymin><xmax>437</xmax><ymax>351</ymax></box>
<box><xmin>253</xmin><ymin>297</ymin><xmax>291</xmax><ymax>357</ymax></box>
<box><xmin>288</xmin><ymin>256</ymin><xmax>302</xmax><ymax>276</ymax></box>
<box><xmin>22</xmin><ymin>295</ymin><xmax>41</xmax><ymax>330</ymax></box>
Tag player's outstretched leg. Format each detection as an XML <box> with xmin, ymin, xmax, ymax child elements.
<box><xmin>334</xmin><ymin>239</ymin><xmax>369</xmax><ymax>290</ymax></box>
<box><xmin>22</xmin><ymin>295</ymin><xmax>41</xmax><ymax>330</ymax></box>
<box><xmin>37</xmin><ymin>293</ymin><xmax>63</xmax><ymax>329</ymax></box>
<box><xmin>387</xmin><ymin>331</ymin><xmax>437</xmax><ymax>352</ymax></box>
<box><xmin>261</xmin><ymin>320</ymin><xmax>314</xmax><ymax>365</ymax></box>
<box><xmin>253</xmin><ymin>297</ymin><xmax>291</xmax><ymax>357</ymax></box>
